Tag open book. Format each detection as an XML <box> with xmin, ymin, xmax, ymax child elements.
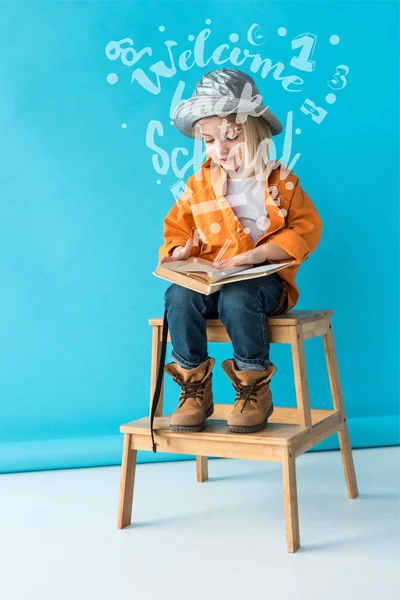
<box><xmin>153</xmin><ymin>257</ymin><xmax>295</xmax><ymax>295</ymax></box>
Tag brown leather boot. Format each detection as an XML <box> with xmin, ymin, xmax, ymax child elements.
<box><xmin>221</xmin><ymin>359</ymin><xmax>277</xmax><ymax>433</ymax></box>
<box><xmin>164</xmin><ymin>357</ymin><xmax>215</xmax><ymax>432</ymax></box>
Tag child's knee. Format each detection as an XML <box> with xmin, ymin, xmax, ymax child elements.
<box><xmin>217</xmin><ymin>282</ymin><xmax>251</xmax><ymax>312</ymax></box>
<box><xmin>164</xmin><ymin>283</ymin><xmax>198</xmax><ymax>307</ymax></box>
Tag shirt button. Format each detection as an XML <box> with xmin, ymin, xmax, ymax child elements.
<box><xmin>237</xmin><ymin>227</ymin><xmax>243</xmax><ymax>233</ymax></box>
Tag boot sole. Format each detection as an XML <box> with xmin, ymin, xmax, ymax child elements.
<box><xmin>169</xmin><ymin>403</ymin><xmax>214</xmax><ymax>432</ymax></box>
<box><xmin>227</xmin><ymin>403</ymin><xmax>274</xmax><ymax>434</ymax></box>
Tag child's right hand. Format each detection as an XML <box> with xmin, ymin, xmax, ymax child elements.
<box><xmin>158</xmin><ymin>238</ymin><xmax>193</xmax><ymax>265</ymax></box>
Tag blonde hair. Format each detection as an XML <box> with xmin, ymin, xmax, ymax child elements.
<box><xmin>192</xmin><ymin>113</ymin><xmax>273</xmax><ymax>182</ymax></box>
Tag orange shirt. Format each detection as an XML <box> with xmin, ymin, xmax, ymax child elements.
<box><xmin>159</xmin><ymin>157</ymin><xmax>323</xmax><ymax>311</ymax></box>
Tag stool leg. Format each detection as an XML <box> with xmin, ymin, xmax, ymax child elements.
<box><xmin>323</xmin><ymin>320</ymin><xmax>359</xmax><ymax>499</ymax></box>
<box><xmin>196</xmin><ymin>456</ymin><xmax>208</xmax><ymax>482</ymax></box>
<box><xmin>117</xmin><ymin>434</ymin><xmax>137</xmax><ymax>529</ymax></box>
<box><xmin>281</xmin><ymin>447</ymin><xmax>300</xmax><ymax>552</ymax></box>
<box><xmin>290</xmin><ymin>325</ymin><xmax>312</xmax><ymax>429</ymax></box>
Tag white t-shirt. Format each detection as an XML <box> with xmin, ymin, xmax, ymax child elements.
<box><xmin>225</xmin><ymin>175</ymin><xmax>269</xmax><ymax>244</ymax></box>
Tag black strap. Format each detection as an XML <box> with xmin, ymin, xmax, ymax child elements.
<box><xmin>150</xmin><ymin>308</ymin><xmax>169</xmax><ymax>452</ymax></box>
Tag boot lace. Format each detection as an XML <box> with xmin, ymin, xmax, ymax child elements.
<box><xmin>174</xmin><ymin>373</ymin><xmax>212</xmax><ymax>407</ymax></box>
<box><xmin>232</xmin><ymin>378</ymin><xmax>269</xmax><ymax>413</ymax></box>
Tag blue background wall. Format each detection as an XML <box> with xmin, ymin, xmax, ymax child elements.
<box><xmin>1</xmin><ymin>0</ymin><xmax>398</xmax><ymax>473</ymax></box>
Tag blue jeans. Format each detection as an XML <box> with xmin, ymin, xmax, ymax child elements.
<box><xmin>164</xmin><ymin>273</ymin><xmax>288</xmax><ymax>371</ymax></box>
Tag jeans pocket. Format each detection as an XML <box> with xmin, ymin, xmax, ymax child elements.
<box><xmin>269</xmin><ymin>278</ymin><xmax>288</xmax><ymax>315</ymax></box>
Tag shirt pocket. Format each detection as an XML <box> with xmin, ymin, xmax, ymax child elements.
<box><xmin>191</xmin><ymin>197</ymin><xmax>224</xmax><ymax>238</ymax></box>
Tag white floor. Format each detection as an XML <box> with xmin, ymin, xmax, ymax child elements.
<box><xmin>1</xmin><ymin>446</ymin><xmax>399</xmax><ymax>600</ymax></box>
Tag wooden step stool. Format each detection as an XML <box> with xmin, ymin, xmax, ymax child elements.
<box><xmin>117</xmin><ymin>309</ymin><xmax>358</xmax><ymax>552</ymax></box>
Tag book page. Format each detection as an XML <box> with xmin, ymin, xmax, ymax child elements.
<box><xmin>209</xmin><ymin>260</ymin><xmax>295</xmax><ymax>286</ymax></box>
<box><xmin>216</xmin><ymin>260</ymin><xmax>295</xmax><ymax>281</ymax></box>
<box><xmin>165</xmin><ymin>257</ymin><xmax>246</xmax><ymax>281</ymax></box>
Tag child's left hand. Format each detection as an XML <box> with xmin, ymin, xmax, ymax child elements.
<box><xmin>213</xmin><ymin>246</ymin><xmax>267</xmax><ymax>269</ymax></box>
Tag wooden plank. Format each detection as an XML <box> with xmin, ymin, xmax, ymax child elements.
<box><xmin>290</xmin><ymin>325</ymin><xmax>312</xmax><ymax>429</ymax></box>
<box><xmin>120</xmin><ymin>416</ymin><xmax>308</xmax><ymax>446</ymax></box>
<box><xmin>117</xmin><ymin>434</ymin><xmax>137</xmax><ymax>529</ymax></box>
<box><xmin>196</xmin><ymin>456</ymin><xmax>208</xmax><ymax>482</ymax></box>
<box><xmin>293</xmin><ymin>412</ymin><xmax>343</xmax><ymax>456</ymax></box>
<box><xmin>129</xmin><ymin>434</ymin><xmax>283</xmax><ymax>461</ymax></box>
<box><xmin>205</xmin><ymin>326</ymin><xmax>290</xmax><ymax>344</ymax></box>
<box><xmin>281</xmin><ymin>447</ymin><xmax>300</xmax><ymax>552</ymax></box>
<box><xmin>323</xmin><ymin>320</ymin><xmax>359</xmax><ymax>499</ymax></box>
<box><xmin>211</xmin><ymin>405</ymin><xmax>335</xmax><ymax>424</ymax></box>
<box><xmin>151</xmin><ymin>324</ymin><xmax>291</xmax><ymax>344</ymax></box>
<box><xmin>149</xmin><ymin>309</ymin><xmax>334</xmax><ymax>328</ymax></box>
<box><xmin>302</xmin><ymin>317</ymin><xmax>330</xmax><ymax>340</ymax></box>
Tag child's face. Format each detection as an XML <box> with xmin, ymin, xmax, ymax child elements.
<box><xmin>194</xmin><ymin>115</ymin><xmax>245</xmax><ymax>172</ymax></box>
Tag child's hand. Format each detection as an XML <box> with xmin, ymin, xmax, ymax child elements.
<box><xmin>213</xmin><ymin>246</ymin><xmax>267</xmax><ymax>269</ymax></box>
<box><xmin>158</xmin><ymin>239</ymin><xmax>193</xmax><ymax>265</ymax></box>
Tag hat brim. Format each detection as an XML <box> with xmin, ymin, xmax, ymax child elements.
<box><xmin>172</xmin><ymin>96</ymin><xmax>283</xmax><ymax>138</ymax></box>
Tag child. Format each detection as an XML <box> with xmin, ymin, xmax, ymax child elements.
<box><xmin>150</xmin><ymin>68</ymin><xmax>322</xmax><ymax>452</ymax></box>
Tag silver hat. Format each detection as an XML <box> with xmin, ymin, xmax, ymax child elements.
<box><xmin>172</xmin><ymin>67</ymin><xmax>283</xmax><ymax>138</ymax></box>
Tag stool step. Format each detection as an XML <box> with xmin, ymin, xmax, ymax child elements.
<box><xmin>121</xmin><ymin>415</ymin><xmax>307</xmax><ymax>445</ymax></box>
<box><xmin>120</xmin><ymin>408</ymin><xmax>342</xmax><ymax>458</ymax></box>
<box><xmin>149</xmin><ymin>309</ymin><xmax>334</xmax><ymax>328</ymax></box>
